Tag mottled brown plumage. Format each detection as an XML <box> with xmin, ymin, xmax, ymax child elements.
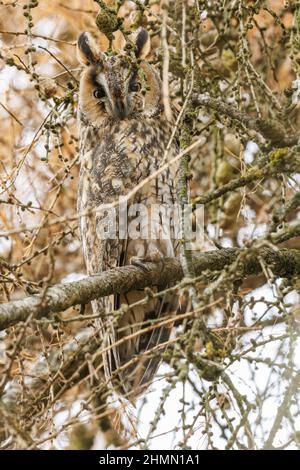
<box><xmin>77</xmin><ymin>30</ymin><xmax>179</xmax><ymax>399</ymax></box>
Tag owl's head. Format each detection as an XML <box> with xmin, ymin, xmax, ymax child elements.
<box><xmin>77</xmin><ymin>29</ymin><xmax>161</xmax><ymax>125</ymax></box>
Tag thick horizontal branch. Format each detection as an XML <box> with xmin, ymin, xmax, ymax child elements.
<box><xmin>1</xmin><ymin>247</ymin><xmax>300</xmax><ymax>331</ymax></box>
<box><xmin>193</xmin><ymin>94</ymin><xmax>299</xmax><ymax>147</ymax></box>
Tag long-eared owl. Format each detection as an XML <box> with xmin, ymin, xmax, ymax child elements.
<box><xmin>77</xmin><ymin>29</ymin><xmax>179</xmax><ymax>400</ymax></box>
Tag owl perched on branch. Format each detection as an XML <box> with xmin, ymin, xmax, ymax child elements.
<box><xmin>77</xmin><ymin>29</ymin><xmax>179</xmax><ymax>400</ymax></box>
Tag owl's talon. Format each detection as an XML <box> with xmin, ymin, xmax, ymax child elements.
<box><xmin>130</xmin><ymin>254</ymin><xmax>165</xmax><ymax>274</ymax></box>
<box><xmin>130</xmin><ymin>256</ymin><xmax>151</xmax><ymax>273</ymax></box>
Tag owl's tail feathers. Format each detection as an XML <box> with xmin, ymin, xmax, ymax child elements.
<box><xmin>114</xmin><ymin>288</ymin><xmax>177</xmax><ymax>401</ymax></box>
<box><xmin>91</xmin><ymin>254</ymin><xmax>179</xmax><ymax>398</ymax></box>
<box><xmin>90</xmin><ymin>289</ymin><xmax>178</xmax><ymax>442</ymax></box>
<box><xmin>88</xmin><ymin>299</ymin><xmax>140</xmax><ymax>445</ymax></box>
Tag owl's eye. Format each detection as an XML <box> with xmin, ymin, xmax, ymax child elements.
<box><xmin>129</xmin><ymin>81</ymin><xmax>141</xmax><ymax>93</ymax></box>
<box><xmin>93</xmin><ymin>87</ymin><xmax>106</xmax><ymax>99</ymax></box>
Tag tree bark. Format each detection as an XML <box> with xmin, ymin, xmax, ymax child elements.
<box><xmin>1</xmin><ymin>247</ymin><xmax>300</xmax><ymax>331</ymax></box>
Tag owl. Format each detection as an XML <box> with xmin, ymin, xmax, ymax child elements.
<box><xmin>77</xmin><ymin>29</ymin><xmax>179</xmax><ymax>400</ymax></box>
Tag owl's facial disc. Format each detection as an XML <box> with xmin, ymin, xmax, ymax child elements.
<box><xmin>78</xmin><ymin>29</ymin><xmax>155</xmax><ymax>123</ymax></box>
<box><xmin>93</xmin><ymin>73</ymin><xmax>131</xmax><ymax>119</ymax></box>
<box><xmin>92</xmin><ymin>67</ymin><xmax>141</xmax><ymax>120</ymax></box>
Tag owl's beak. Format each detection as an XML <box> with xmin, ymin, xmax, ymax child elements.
<box><xmin>113</xmin><ymin>99</ymin><xmax>128</xmax><ymax>119</ymax></box>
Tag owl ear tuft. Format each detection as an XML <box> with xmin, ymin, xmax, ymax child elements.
<box><xmin>77</xmin><ymin>32</ymin><xmax>99</xmax><ymax>66</ymax></box>
<box><xmin>135</xmin><ymin>29</ymin><xmax>151</xmax><ymax>59</ymax></box>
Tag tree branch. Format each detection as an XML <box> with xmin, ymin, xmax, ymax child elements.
<box><xmin>193</xmin><ymin>94</ymin><xmax>299</xmax><ymax>148</ymax></box>
<box><xmin>1</xmin><ymin>247</ymin><xmax>300</xmax><ymax>331</ymax></box>
<box><xmin>193</xmin><ymin>165</ymin><xmax>280</xmax><ymax>206</ymax></box>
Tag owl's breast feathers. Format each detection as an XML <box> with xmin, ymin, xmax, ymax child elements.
<box><xmin>79</xmin><ymin>116</ymin><xmax>175</xmax><ymax>197</ymax></box>
<box><xmin>78</xmin><ymin>113</ymin><xmax>179</xmax><ymax>398</ymax></box>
